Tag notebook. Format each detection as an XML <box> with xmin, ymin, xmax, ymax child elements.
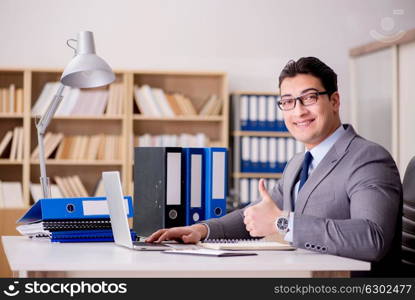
<box><xmin>163</xmin><ymin>248</ymin><xmax>257</xmax><ymax>257</ymax></box>
<box><xmin>197</xmin><ymin>238</ymin><xmax>295</xmax><ymax>251</ymax></box>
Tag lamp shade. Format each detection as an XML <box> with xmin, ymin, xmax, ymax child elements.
<box><xmin>61</xmin><ymin>31</ymin><xmax>115</xmax><ymax>88</ymax></box>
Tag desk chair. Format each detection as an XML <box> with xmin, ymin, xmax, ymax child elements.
<box><xmin>402</xmin><ymin>156</ymin><xmax>415</xmax><ymax>271</ymax></box>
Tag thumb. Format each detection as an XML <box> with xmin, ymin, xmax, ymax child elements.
<box><xmin>258</xmin><ymin>179</ymin><xmax>272</xmax><ymax>202</ymax></box>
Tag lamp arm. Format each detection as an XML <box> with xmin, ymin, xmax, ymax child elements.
<box><xmin>36</xmin><ymin>83</ymin><xmax>66</xmax><ymax>198</ymax></box>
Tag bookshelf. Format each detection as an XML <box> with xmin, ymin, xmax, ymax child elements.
<box><xmin>0</xmin><ymin>68</ymin><xmax>228</xmax><ymax>276</ymax></box>
<box><xmin>128</xmin><ymin>70</ymin><xmax>229</xmax><ymax>194</ymax></box>
<box><xmin>230</xmin><ymin>91</ymin><xmax>303</xmax><ymax>209</ymax></box>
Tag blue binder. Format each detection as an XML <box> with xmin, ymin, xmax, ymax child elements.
<box><xmin>17</xmin><ymin>196</ymin><xmax>133</xmax><ymax>223</ymax></box>
<box><xmin>183</xmin><ymin>148</ymin><xmax>206</xmax><ymax>225</ymax></box>
<box><xmin>204</xmin><ymin>148</ymin><xmax>228</xmax><ymax>219</ymax></box>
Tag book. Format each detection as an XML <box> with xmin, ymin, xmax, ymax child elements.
<box><xmin>30</xmin><ymin>183</ymin><xmax>63</xmax><ymax>202</ymax></box>
<box><xmin>163</xmin><ymin>248</ymin><xmax>257</xmax><ymax>257</ymax></box>
<box><xmin>0</xmin><ymin>181</ymin><xmax>3</xmax><ymax>207</ymax></box>
<box><xmin>1</xmin><ymin>181</ymin><xmax>24</xmax><ymax>207</ymax></box>
<box><xmin>152</xmin><ymin>88</ymin><xmax>175</xmax><ymax>117</ymax></box>
<box><xmin>166</xmin><ymin>94</ymin><xmax>183</xmax><ymax>115</ymax></box>
<box><xmin>9</xmin><ymin>127</ymin><xmax>20</xmax><ymax>160</ymax></box>
<box><xmin>197</xmin><ymin>239</ymin><xmax>295</xmax><ymax>251</ymax></box>
<box><xmin>16</xmin><ymin>88</ymin><xmax>23</xmax><ymax>113</ymax></box>
<box><xmin>0</xmin><ymin>130</ymin><xmax>13</xmax><ymax>157</ymax></box>
<box><xmin>16</xmin><ymin>127</ymin><xmax>24</xmax><ymax>160</ymax></box>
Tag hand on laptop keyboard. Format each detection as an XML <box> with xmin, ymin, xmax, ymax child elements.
<box><xmin>145</xmin><ymin>224</ymin><xmax>208</xmax><ymax>244</ymax></box>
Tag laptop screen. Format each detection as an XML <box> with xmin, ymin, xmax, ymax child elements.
<box><xmin>102</xmin><ymin>171</ymin><xmax>133</xmax><ymax>248</ymax></box>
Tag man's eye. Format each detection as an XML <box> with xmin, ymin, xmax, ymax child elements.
<box><xmin>282</xmin><ymin>99</ymin><xmax>294</xmax><ymax>105</ymax></box>
<box><xmin>304</xmin><ymin>94</ymin><xmax>318</xmax><ymax>102</ymax></box>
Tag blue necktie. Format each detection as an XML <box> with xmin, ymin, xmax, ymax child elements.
<box><xmin>298</xmin><ymin>151</ymin><xmax>313</xmax><ymax>191</ymax></box>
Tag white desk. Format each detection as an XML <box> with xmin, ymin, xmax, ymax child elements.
<box><xmin>2</xmin><ymin>236</ymin><xmax>370</xmax><ymax>278</ymax></box>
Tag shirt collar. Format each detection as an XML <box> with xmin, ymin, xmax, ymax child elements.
<box><xmin>307</xmin><ymin>124</ymin><xmax>346</xmax><ymax>170</ymax></box>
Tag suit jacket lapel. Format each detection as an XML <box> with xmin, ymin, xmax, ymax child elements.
<box><xmin>294</xmin><ymin>124</ymin><xmax>358</xmax><ymax>214</ymax></box>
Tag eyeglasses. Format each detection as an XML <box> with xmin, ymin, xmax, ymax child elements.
<box><xmin>277</xmin><ymin>90</ymin><xmax>329</xmax><ymax>111</ymax></box>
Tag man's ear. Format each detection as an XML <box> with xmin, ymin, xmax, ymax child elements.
<box><xmin>329</xmin><ymin>91</ymin><xmax>340</xmax><ymax>112</ymax></box>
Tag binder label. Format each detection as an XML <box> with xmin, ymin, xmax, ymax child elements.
<box><xmin>83</xmin><ymin>199</ymin><xmax>129</xmax><ymax>216</ymax></box>
<box><xmin>212</xmin><ymin>152</ymin><xmax>225</xmax><ymax>199</ymax></box>
<box><xmin>166</xmin><ymin>152</ymin><xmax>181</xmax><ymax>205</ymax></box>
<box><xmin>190</xmin><ymin>154</ymin><xmax>202</xmax><ymax>208</ymax></box>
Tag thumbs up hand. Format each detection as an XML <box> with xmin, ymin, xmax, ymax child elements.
<box><xmin>243</xmin><ymin>179</ymin><xmax>282</xmax><ymax>237</ymax></box>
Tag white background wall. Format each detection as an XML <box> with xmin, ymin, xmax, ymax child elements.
<box><xmin>1</xmin><ymin>0</ymin><xmax>414</xmax><ymax>122</ymax></box>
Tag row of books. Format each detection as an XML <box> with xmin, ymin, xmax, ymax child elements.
<box><xmin>239</xmin><ymin>178</ymin><xmax>278</xmax><ymax>206</ymax></box>
<box><xmin>30</xmin><ymin>133</ymin><xmax>122</xmax><ymax>161</ymax></box>
<box><xmin>238</xmin><ymin>94</ymin><xmax>287</xmax><ymax>132</ymax></box>
<box><xmin>134</xmin><ymin>133</ymin><xmax>210</xmax><ymax>148</ymax></box>
<box><xmin>0</xmin><ymin>84</ymin><xmax>24</xmax><ymax>114</ymax></box>
<box><xmin>240</xmin><ymin>136</ymin><xmax>304</xmax><ymax>173</ymax></box>
<box><xmin>0</xmin><ymin>181</ymin><xmax>24</xmax><ymax>208</ymax></box>
<box><xmin>32</xmin><ymin>82</ymin><xmax>124</xmax><ymax>117</ymax></box>
<box><xmin>30</xmin><ymin>175</ymin><xmax>106</xmax><ymax>202</ymax></box>
<box><xmin>0</xmin><ymin>127</ymin><xmax>24</xmax><ymax>160</ymax></box>
<box><xmin>134</xmin><ymin>84</ymin><xmax>222</xmax><ymax>117</ymax></box>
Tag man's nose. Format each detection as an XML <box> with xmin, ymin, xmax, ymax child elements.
<box><xmin>292</xmin><ymin>99</ymin><xmax>308</xmax><ymax>116</ymax></box>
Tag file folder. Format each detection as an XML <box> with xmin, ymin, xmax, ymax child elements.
<box><xmin>183</xmin><ymin>148</ymin><xmax>205</xmax><ymax>226</ymax></box>
<box><xmin>17</xmin><ymin>196</ymin><xmax>133</xmax><ymax>223</ymax></box>
<box><xmin>250</xmin><ymin>137</ymin><xmax>259</xmax><ymax>172</ymax></box>
<box><xmin>269</xmin><ymin>137</ymin><xmax>278</xmax><ymax>173</ymax></box>
<box><xmin>259</xmin><ymin>137</ymin><xmax>268</xmax><ymax>172</ymax></box>
<box><xmin>240</xmin><ymin>95</ymin><xmax>249</xmax><ymax>131</ymax></box>
<box><xmin>276</xmin><ymin>96</ymin><xmax>287</xmax><ymax>131</ymax></box>
<box><xmin>277</xmin><ymin>138</ymin><xmax>286</xmax><ymax>172</ymax></box>
<box><xmin>248</xmin><ymin>95</ymin><xmax>258</xmax><ymax>130</ymax></box>
<box><xmin>204</xmin><ymin>148</ymin><xmax>228</xmax><ymax>219</ymax></box>
<box><xmin>241</xmin><ymin>136</ymin><xmax>250</xmax><ymax>172</ymax></box>
<box><xmin>134</xmin><ymin>147</ymin><xmax>186</xmax><ymax>237</ymax></box>
<box><xmin>267</xmin><ymin>96</ymin><xmax>277</xmax><ymax>131</ymax></box>
<box><xmin>258</xmin><ymin>95</ymin><xmax>267</xmax><ymax>130</ymax></box>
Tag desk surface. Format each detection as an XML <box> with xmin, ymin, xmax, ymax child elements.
<box><xmin>2</xmin><ymin>236</ymin><xmax>370</xmax><ymax>278</ymax></box>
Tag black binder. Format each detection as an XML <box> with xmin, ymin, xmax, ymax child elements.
<box><xmin>133</xmin><ymin>147</ymin><xmax>186</xmax><ymax>236</ymax></box>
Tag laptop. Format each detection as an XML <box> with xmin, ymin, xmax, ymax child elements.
<box><xmin>102</xmin><ymin>171</ymin><xmax>171</xmax><ymax>251</ymax></box>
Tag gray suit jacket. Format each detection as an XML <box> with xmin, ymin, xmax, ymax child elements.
<box><xmin>204</xmin><ymin>125</ymin><xmax>402</xmax><ymax>269</ymax></box>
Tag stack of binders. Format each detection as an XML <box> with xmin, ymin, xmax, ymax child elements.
<box><xmin>133</xmin><ymin>147</ymin><xmax>228</xmax><ymax>237</ymax></box>
<box><xmin>16</xmin><ymin>196</ymin><xmax>136</xmax><ymax>242</ymax></box>
<box><xmin>239</xmin><ymin>94</ymin><xmax>288</xmax><ymax>132</ymax></box>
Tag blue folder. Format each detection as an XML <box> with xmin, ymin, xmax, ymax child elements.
<box><xmin>204</xmin><ymin>148</ymin><xmax>228</xmax><ymax>219</ymax></box>
<box><xmin>17</xmin><ymin>196</ymin><xmax>133</xmax><ymax>223</ymax></box>
<box><xmin>183</xmin><ymin>148</ymin><xmax>206</xmax><ymax>225</ymax></box>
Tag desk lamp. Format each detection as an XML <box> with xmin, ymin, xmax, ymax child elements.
<box><xmin>36</xmin><ymin>31</ymin><xmax>115</xmax><ymax>198</ymax></box>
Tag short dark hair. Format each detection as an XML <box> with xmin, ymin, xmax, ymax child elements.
<box><xmin>278</xmin><ymin>57</ymin><xmax>338</xmax><ymax>95</ymax></box>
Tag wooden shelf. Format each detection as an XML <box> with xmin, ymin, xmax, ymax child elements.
<box><xmin>30</xmin><ymin>160</ymin><xmax>123</xmax><ymax>166</ymax></box>
<box><xmin>0</xmin><ymin>159</ymin><xmax>24</xmax><ymax>165</ymax></box>
<box><xmin>0</xmin><ymin>113</ymin><xmax>24</xmax><ymax>119</ymax></box>
<box><xmin>233</xmin><ymin>130</ymin><xmax>292</xmax><ymax>137</ymax></box>
<box><xmin>0</xmin><ymin>206</ymin><xmax>29</xmax><ymax>210</ymax></box>
<box><xmin>31</xmin><ymin>115</ymin><xmax>123</xmax><ymax>121</ymax></box>
<box><xmin>232</xmin><ymin>91</ymin><xmax>280</xmax><ymax>96</ymax></box>
<box><xmin>233</xmin><ymin>172</ymin><xmax>283</xmax><ymax>179</ymax></box>
<box><xmin>133</xmin><ymin>115</ymin><xmax>223</xmax><ymax>122</ymax></box>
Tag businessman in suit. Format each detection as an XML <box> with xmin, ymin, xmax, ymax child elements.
<box><xmin>147</xmin><ymin>57</ymin><xmax>402</xmax><ymax>275</ymax></box>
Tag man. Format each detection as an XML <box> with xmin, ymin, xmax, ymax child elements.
<box><xmin>147</xmin><ymin>57</ymin><xmax>402</xmax><ymax>275</ymax></box>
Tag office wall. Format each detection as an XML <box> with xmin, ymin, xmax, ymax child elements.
<box><xmin>1</xmin><ymin>0</ymin><xmax>414</xmax><ymax>122</ymax></box>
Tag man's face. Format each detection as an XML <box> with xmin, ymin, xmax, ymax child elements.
<box><xmin>280</xmin><ymin>74</ymin><xmax>340</xmax><ymax>149</ymax></box>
